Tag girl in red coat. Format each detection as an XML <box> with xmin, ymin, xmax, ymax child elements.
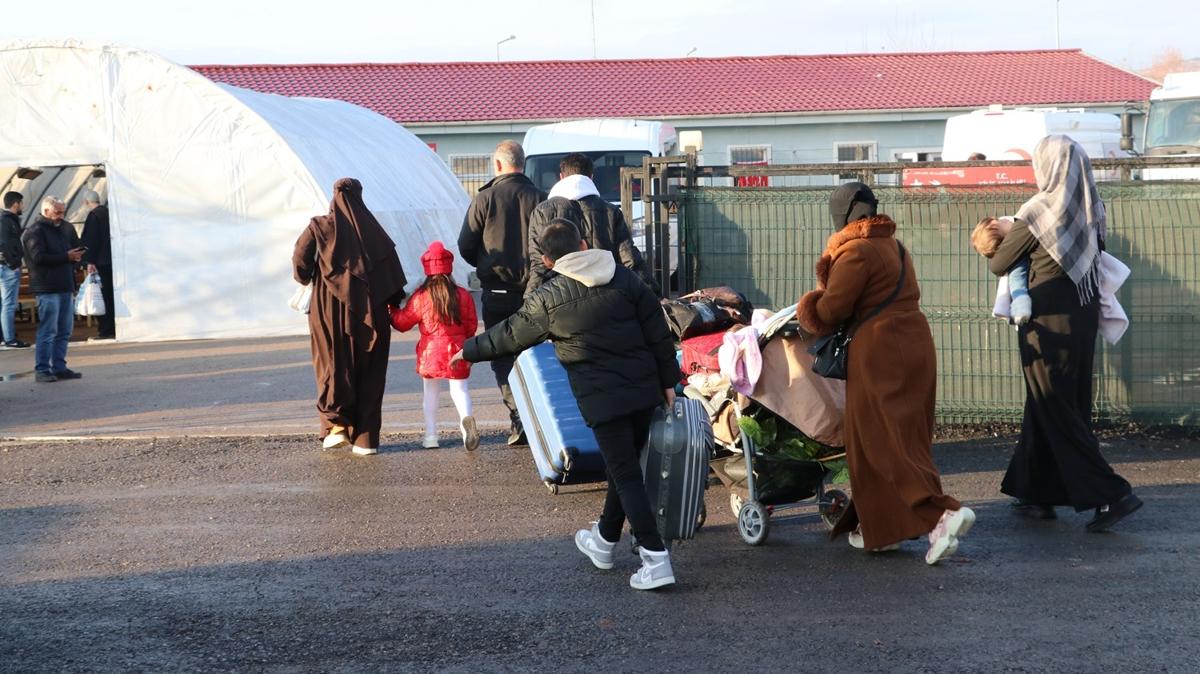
<box><xmin>391</xmin><ymin>241</ymin><xmax>479</xmax><ymax>450</ymax></box>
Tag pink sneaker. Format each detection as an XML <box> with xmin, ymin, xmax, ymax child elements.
<box><xmin>926</xmin><ymin>507</ymin><xmax>975</xmax><ymax>565</ymax></box>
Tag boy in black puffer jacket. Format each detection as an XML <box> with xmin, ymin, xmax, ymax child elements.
<box><xmin>452</xmin><ymin>218</ymin><xmax>682</xmax><ymax>590</ymax></box>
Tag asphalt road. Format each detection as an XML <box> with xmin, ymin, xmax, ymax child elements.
<box><xmin>0</xmin><ymin>332</ymin><xmax>511</xmax><ymax>439</ymax></box>
<box><xmin>3</xmin><ymin>430</ymin><xmax>1198</xmax><ymax>673</ymax></box>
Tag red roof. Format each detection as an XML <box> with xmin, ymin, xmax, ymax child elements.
<box><xmin>192</xmin><ymin>50</ymin><xmax>1156</xmax><ymax>125</ymax></box>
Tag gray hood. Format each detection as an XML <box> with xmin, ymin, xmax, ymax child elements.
<box><xmin>552</xmin><ymin>249</ymin><xmax>616</xmax><ymax>287</ymax></box>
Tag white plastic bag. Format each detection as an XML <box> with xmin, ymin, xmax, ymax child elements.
<box><xmin>288</xmin><ymin>283</ymin><xmax>312</xmax><ymax>314</ymax></box>
<box><xmin>76</xmin><ymin>272</ymin><xmax>106</xmax><ymax>316</ymax></box>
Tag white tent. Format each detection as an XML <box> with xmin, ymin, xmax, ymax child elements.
<box><xmin>0</xmin><ymin>40</ymin><xmax>471</xmax><ymax>342</ymax></box>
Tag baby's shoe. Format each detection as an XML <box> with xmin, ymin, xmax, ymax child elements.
<box><xmin>1011</xmin><ymin>294</ymin><xmax>1032</xmax><ymax>326</ymax></box>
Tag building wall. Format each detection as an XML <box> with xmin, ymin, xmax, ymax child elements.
<box><xmin>413</xmin><ymin>107</ymin><xmax>1143</xmax><ymax>193</ymax></box>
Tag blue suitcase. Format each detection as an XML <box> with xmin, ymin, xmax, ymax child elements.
<box><xmin>508</xmin><ymin>342</ymin><xmax>606</xmax><ymax>494</ymax></box>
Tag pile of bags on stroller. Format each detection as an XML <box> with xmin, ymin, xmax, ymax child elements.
<box><xmin>662</xmin><ymin>287</ymin><xmax>851</xmax><ymax>545</ymax></box>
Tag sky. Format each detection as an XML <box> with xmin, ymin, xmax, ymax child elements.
<box><xmin>2</xmin><ymin>0</ymin><xmax>1194</xmax><ymax>70</ymax></box>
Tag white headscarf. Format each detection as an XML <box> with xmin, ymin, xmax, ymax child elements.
<box><xmin>1016</xmin><ymin>135</ymin><xmax>1106</xmax><ymax>303</ymax></box>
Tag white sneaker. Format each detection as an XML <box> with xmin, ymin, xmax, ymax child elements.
<box><xmin>461</xmin><ymin>416</ymin><xmax>479</xmax><ymax>451</ymax></box>
<box><xmin>574</xmin><ymin>523</ymin><xmax>617</xmax><ymax>570</ymax></box>
<box><xmin>926</xmin><ymin>507</ymin><xmax>976</xmax><ymax>565</ymax></box>
<box><xmin>848</xmin><ymin>527</ymin><xmax>900</xmax><ymax>552</ymax></box>
<box><xmin>351</xmin><ymin>445</ymin><xmax>377</xmax><ymax>456</ymax></box>
<box><xmin>422</xmin><ymin>434</ymin><xmax>440</xmax><ymax>449</ymax></box>
<box><xmin>629</xmin><ymin>548</ymin><xmax>675</xmax><ymax>590</ymax></box>
<box><xmin>322</xmin><ymin>432</ymin><xmax>349</xmax><ymax>450</ymax></box>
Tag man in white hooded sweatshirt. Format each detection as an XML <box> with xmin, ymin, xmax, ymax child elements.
<box><xmin>453</xmin><ymin>219</ymin><xmax>682</xmax><ymax>590</ymax></box>
<box><xmin>525</xmin><ymin>153</ymin><xmax>655</xmax><ymax>295</ymax></box>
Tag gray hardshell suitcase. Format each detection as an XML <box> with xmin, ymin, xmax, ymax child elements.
<box><xmin>642</xmin><ymin>398</ymin><xmax>714</xmax><ymax>541</ymax></box>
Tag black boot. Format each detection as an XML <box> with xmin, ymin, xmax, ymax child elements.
<box><xmin>1011</xmin><ymin>500</ymin><xmax>1057</xmax><ymax>520</ymax></box>
<box><xmin>1085</xmin><ymin>493</ymin><xmax>1143</xmax><ymax>533</ymax></box>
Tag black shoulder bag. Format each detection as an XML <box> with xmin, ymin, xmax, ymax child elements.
<box><xmin>808</xmin><ymin>242</ymin><xmax>907</xmax><ymax>380</ymax></box>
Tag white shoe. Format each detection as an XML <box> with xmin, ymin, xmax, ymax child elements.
<box><xmin>461</xmin><ymin>416</ymin><xmax>479</xmax><ymax>451</ymax></box>
<box><xmin>422</xmin><ymin>434</ymin><xmax>440</xmax><ymax>449</ymax></box>
<box><xmin>322</xmin><ymin>432</ymin><xmax>349</xmax><ymax>450</ymax></box>
<box><xmin>629</xmin><ymin>548</ymin><xmax>675</xmax><ymax>590</ymax></box>
<box><xmin>926</xmin><ymin>507</ymin><xmax>976</xmax><ymax>565</ymax></box>
<box><xmin>351</xmin><ymin>445</ymin><xmax>378</xmax><ymax>456</ymax></box>
<box><xmin>848</xmin><ymin>527</ymin><xmax>900</xmax><ymax>552</ymax></box>
<box><xmin>574</xmin><ymin>523</ymin><xmax>617</xmax><ymax>570</ymax></box>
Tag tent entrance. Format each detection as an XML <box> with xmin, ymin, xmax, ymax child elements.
<box><xmin>1</xmin><ymin>164</ymin><xmax>112</xmax><ymax>345</ymax></box>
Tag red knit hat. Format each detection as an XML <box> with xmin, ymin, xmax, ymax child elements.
<box><xmin>421</xmin><ymin>241</ymin><xmax>454</xmax><ymax>276</ymax></box>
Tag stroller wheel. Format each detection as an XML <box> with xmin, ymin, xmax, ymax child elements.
<box><xmin>819</xmin><ymin>488</ymin><xmax>849</xmax><ymax>530</ymax></box>
<box><xmin>737</xmin><ymin>501</ymin><xmax>770</xmax><ymax>546</ymax></box>
<box><xmin>729</xmin><ymin>492</ymin><xmax>744</xmax><ymax>517</ymax></box>
<box><xmin>544</xmin><ymin>479</ymin><xmax>560</xmax><ymax>496</ymax></box>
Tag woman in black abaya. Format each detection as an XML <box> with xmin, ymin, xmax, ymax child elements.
<box><xmin>989</xmin><ymin>135</ymin><xmax>1141</xmax><ymax>531</ymax></box>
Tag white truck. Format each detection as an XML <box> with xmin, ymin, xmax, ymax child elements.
<box><xmin>902</xmin><ymin>105</ymin><xmax>1127</xmax><ymax>186</ymax></box>
<box><xmin>523</xmin><ymin>118</ymin><xmax>677</xmax><ymax>210</ymax></box>
<box><xmin>942</xmin><ymin>105</ymin><xmax>1125</xmax><ymax>161</ymax></box>
<box><xmin>1142</xmin><ymin>71</ymin><xmax>1200</xmax><ymax>180</ymax></box>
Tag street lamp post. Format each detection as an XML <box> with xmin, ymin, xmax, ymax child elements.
<box><xmin>496</xmin><ymin>35</ymin><xmax>516</xmax><ymax>62</ymax></box>
<box><xmin>1055</xmin><ymin>0</ymin><xmax>1061</xmax><ymax>48</ymax></box>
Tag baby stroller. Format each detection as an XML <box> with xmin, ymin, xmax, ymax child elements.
<box><xmin>680</xmin><ymin>304</ymin><xmax>850</xmax><ymax>546</ymax></box>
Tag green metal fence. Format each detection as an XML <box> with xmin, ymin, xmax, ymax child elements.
<box><xmin>681</xmin><ymin>182</ymin><xmax>1200</xmax><ymax>425</ymax></box>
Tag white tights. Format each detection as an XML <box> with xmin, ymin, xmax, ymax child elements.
<box><xmin>422</xmin><ymin>378</ymin><xmax>473</xmax><ymax>437</ymax></box>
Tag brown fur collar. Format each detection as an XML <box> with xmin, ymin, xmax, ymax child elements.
<box><xmin>814</xmin><ymin>215</ymin><xmax>897</xmax><ymax>288</ymax></box>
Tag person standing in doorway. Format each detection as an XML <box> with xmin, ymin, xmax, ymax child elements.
<box><xmin>81</xmin><ymin>190</ymin><xmax>115</xmax><ymax>340</ymax></box>
<box><xmin>293</xmin><ymin>178</ymin><xmax>408</xmax><ymax>456</ymax></box>
<box><xmin>22</xmin><ymin>196</ymin><xmax>85</xmax><ymax>382</ymax></box>
<box><xmin>0</xmin><ymin>191</ymin><xmax>30</xmax><ymax>348</ymax></box>
<box><xmin>457</xmin><ymin>140</ymin><xmax>544</xmax><ymax>446</ymax></box>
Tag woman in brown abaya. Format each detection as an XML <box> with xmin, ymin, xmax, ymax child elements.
<box><xmin>293</xmin><ymin>178</ymin><xmax>408</xmax><ymax>455</ymax></box>
<box><xmin>798</xmin><ymin>183</ymin><xmax>974</xmax><ymax>565</ymax></box>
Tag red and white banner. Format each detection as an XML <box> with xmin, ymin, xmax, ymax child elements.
<box><xmin>902</xmin><ymin>166</ymin><xmax>1034</xmax><ymax>187</ymax></box>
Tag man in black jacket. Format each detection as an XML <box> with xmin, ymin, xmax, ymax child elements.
<box><xmin>457</xmin><ymin>140</ymin><xmax>545</xmax><ymax>445</ymax></box>
<box><xmin>452</xmin><ymin>219</ymin><xmax>682</xmax><ymax>591</ymax></box>
<box><xmin>81</xmin><ymin>191</ymin><xmax>115</xmax><ymax>339</ymax></box>
<box><xmin>0</xmin><ymin>191</ymin><xmax>30</xmax><ymax>348</ymax></box>
<box><xmin>21</xmin><ymin>197</ymin><xmax>84</xmax><ymax>382</ymax></box>
<box><xmin>525</xmin><ymin>153</ymin><xmax>655</xmax><ymax>295</ymax></box>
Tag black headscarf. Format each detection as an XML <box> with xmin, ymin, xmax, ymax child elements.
<box><xmin>310</xmin><ymin>178</ymin><xmax>408</xmax><ymax>345</ymax></box>
<box><xmin>829</xmin><ymin>182</ymin><xmax>878</xmax><ymax>230</ymax></box>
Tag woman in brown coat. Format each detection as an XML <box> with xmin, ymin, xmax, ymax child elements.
<box><xmin>293</xmin><ymin>178</ymin><xmax>408</xmax><ymax>455</ymax></box>
<box><xmin>798</xmin><ymin>183</ymin><xmax>974</xmax><ymax>565</ymax></box>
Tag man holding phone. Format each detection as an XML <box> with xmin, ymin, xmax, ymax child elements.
<box><xmin>21</xmin><ymin>196</ymin><xmax>85</xmax><ymax>382</ymax></box>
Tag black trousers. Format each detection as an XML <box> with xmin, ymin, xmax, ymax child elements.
<box><xmin>594</xmin><ymin>406</ymin><xmax>664</xmax><ymax>552</ymax></box>
<box><xmin>1001</xmin><ymin>278</ymin><xmax>1131</xmax><ymax>511</ymax></box>
<box><xmin>481</xmin><ymin>288</ymin><xmax>524</xmax><ymax>425</ymax></box>
<box><xmin>95</xmin><ymin>264</ymin><xmax>115</xmax><ymax>338</ymax></box>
